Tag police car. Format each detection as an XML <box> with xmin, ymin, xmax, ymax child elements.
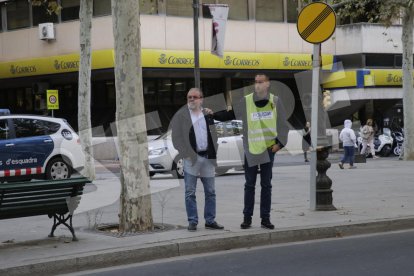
<box><xmin>0</xmin><ymin>112</ymin><xmax>85</xmax><ymax>182</ymax></box>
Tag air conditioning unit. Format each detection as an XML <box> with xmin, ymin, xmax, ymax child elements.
<box><xmin>38</xmin><ymin>23</ymin><xmax>55</xmax><ymax>40</ymax></box>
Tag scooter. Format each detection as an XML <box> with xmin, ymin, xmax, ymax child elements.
<box><xmin>357</xmin><ymin>128</ymin><xmax>393</xmax><ymax>157</ymax></box>
<box><xmin>391</xmin><ymin>129</ymin><xmax>404</xmax><ymax>156</ymax></box>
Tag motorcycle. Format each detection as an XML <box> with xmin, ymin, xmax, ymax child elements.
<box><xmin>391</xmin><ymin>128</ymin><xmax>404</xmax><ymax>156</ymax></box>
<box><xmin>357</xmin><ymin>128</ymin><xmax>393</xmax><ymax>157</ymax></box>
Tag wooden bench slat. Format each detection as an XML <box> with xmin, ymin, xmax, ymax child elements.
<box><xmin>2</xmin><ymin>188</ymin><xmax>83</xmax><ymax>199</ymax></box>
<box><xmin>0</xmin><ymin>177</ymin><xmax>89</xmax><ymax>241</ymax></box>
<box><xmin>1</xmin><ymin>196</ymin><xmax>78</xmax><ymax>207</ymax></box>
<box><xmin>0</xmin><ymin>178</ymin><xmax>91</xmax><ymax>190</ymax></box>
<box><xmin>0</xmin><ymin>204</ymin><xmax>69</xmax><ymax>219</ymax></box>
<box><xmin>1</xmin><ymin>192</ymin><xmax>84</xmax><ymax>205</ymax></box>
<box><xmin>1</xmin><ymin>183</ymin><xmax>88</xmax><ymax>193</ymax></box>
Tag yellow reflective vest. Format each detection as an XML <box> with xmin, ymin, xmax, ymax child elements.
<box><xmin>245</xmin><ymin>93</ymin><xmax>278</xmax><ymax>154</ymax></box>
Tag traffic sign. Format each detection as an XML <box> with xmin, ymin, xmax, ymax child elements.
<box><xmin>47</xmin><ymin>90</ymin><xmax>59</xmax><ymax>110</ymax></box>
<box><xmin>297</xmin><ymin>2</ymin><xmax>336</xmax><ymax>44</ymax></box>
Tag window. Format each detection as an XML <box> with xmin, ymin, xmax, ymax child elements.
<box><xmin>158</xmin><ymin>79</ymin><xmax>173</xmax><ymax>104</ymax></box>
<box><xmin>287</xmin><ymin>0</ymin><xmax>299</xmax><ymax>23</ymax></box>
<box><xmin>6</xmin><ymin>0</ymin><xmax>30</xmax><ymax>30</ymax></box>
<box><xmin>61</xmin><ymin>0</ymin><xmax>80</xmax><ymax>22</ymax></box>
<box><xmin>106</xmin><ymin>81</ymin><xmax>116</xmax><ymax>106</ymax></box>
<box><xmin>32</xmin><ymin>5</ymin><xmax>58</xmax><ymax>25</ymax></box>
<box><xmin>93</xmin><ymin>0</ymin><xmax>111</xmax><ymax>16</ymax></box>
<box><xmin>0</xmin><ymin>120</ymin><xmax>9</xmax><ymax>140</ymax></box>
<box><xmin>13</xmin><ymin>118</ymin><xmax>38</xmax><ymax>138</ymax></box>
<box><xmin>173</xmin><ymin>80</ymin><xmax>187</xmax><ymax>105</ymax></box>
<box><xmin>365</xmin><ymin>54</ymin><xmax>394</xmax><ymax>68</ymax></box>
<box><xmin>140</xmin><ymin>0</ymin><xmax>158</xmax><ymax>15</ymax></box>
<box><xmin>218</xmin><ymin>0</ymin><xmax>248</xmax><ymax>20</ymax></box>
<box><xmin>143</xmin><ymin>80</ymin><xmax>157</xmax><ymax>106</ymax></box>
<box><xmin>215</xmin><ymin>120</ymin><xmax>243</xmax><ymax>138</ymax></box>
<box><xmin>42</xmin><ymin>120</ymin><xmax>61</xmax><ymax>135</ymax></box>
<box><xmin>12</xmin><ymin>118</ymin><xmax>60</xmax><ymax>138</ymax></box>
<box><xmin>395</xmin><ymin>55</ymin><xmax>402</xmax><ymax>67</ymax></box>
<box><xmin>256</xmin><ymin>0</ymin><xmax>283</xmax><ymax>22</ymax></box>
<box><xmin>167</xmin><ymin>0</ymin><xmax>193</xmax><ymax>17</ymax></box>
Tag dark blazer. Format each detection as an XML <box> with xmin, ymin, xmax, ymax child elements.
<box><xmin>171</xmin><ymin>105</ymin><xmax>219</xmax><ymax>166</ymax></box>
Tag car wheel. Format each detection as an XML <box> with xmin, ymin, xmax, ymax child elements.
<box><xmin>172</xmin><ymin>157</ymin><xmax>184</xmax><ymax>179</ymax></box>
<box><xmin>46</xmin><ymin>157</ymin><xmax>72</xmax><ymax>180</ymax></box>
<box><xmin>393</xmin><ymin>146</ymin><xmax>401</xmax><ymax>156</ymax></box>
<box><xmin>216</xmin><ymin>168</ymin><xmax>228</xmax><ymax>176</ymax></box>
<box><xmin>149</xmin><ymin>172</ymin><xmax>155</xmax><ymax>177</ymax></box>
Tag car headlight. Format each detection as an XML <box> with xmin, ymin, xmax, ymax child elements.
<box><xmin>149</xmin><ymin>147</ymin><xmax>167</xmax><ymax>156</ymax></box>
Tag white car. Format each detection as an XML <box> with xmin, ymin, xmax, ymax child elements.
<box><xmin>148</xmin><ymin>120</ymin><xmax>244</xmax><ymax>178</ymax></box>
<box><xmin>0</xmin><ymin>114</ymin><xmax>85</xmax><ymax>182</ymax></box>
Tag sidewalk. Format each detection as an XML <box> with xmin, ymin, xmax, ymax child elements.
<box><xmin>1</xmin><ymin>157</ymin><xmax>414</xmax><ymax>275</ymax></box>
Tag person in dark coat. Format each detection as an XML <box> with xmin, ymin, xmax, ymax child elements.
<box><xmin>212</xmin><ymin>74</ymin><xmax>289</xmax><ymax>230</ymax></box>
<box><xmin>302</xmin><ymin>121</ymin><xmax>311</xmax><ymax>162</ymax></box>
<box><xmin>171</xmin><ymin>88</ymin><xmax>224</xmax><ymax>232</ymax></box>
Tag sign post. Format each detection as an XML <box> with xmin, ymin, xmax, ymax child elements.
<box><xmin>297</xmin><ymin>2</ymin><xmax>336</xmax><ymax>211</ymax></box>
<box><xmin>46</xmin><ymin>89</ymin><xmax>59</xmax><ymax>117</ymax></box>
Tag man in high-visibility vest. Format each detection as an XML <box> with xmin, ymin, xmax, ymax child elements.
<box><xmin>213</xmin><ymin>74</ymin><xmax>289</xmax><ymax>229</ymax></box>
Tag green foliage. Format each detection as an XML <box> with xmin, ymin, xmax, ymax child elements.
<box><xmin>30</xmin><ymin>0</ymin><xmax>61</xmax><ymax>15</ymax></box>
<box><xmin>301</xmin><ymin>0</ymin><xmax>412</xmax><ymax>26</ymax></box>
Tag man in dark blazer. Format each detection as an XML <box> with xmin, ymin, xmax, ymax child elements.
<box><xmin>171</xmin><ymin>88</ymin><xmax>224</xmax><ymax>232</ymax></box>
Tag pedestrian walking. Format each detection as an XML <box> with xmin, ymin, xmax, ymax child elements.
<box><xmin>212</xmin><ymin>74</ymin><xmax>289</xmax><ymax>230</ymax></box>
<box><xmin>339</xmin><ymin>119</ymin><xmax>357</xmax><ymax>169</ymax></box>
<box><xmin>360</xmin><ymin>118</ymin><xmax>378</xmax><ymax>159</ymax></box>
<box><xmin>171</xmin><ymin>88</ymin><xmax>224</xmax><ymax>232</ymax></box>
<box><xmin>302</xmin><ymin>121</ymin><xmax>311</xmax><ymax>162</ymax></box>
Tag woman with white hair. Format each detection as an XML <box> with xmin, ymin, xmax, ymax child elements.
<box><xmin>339</xmin><ymin>119</ymin><xmax>357</xmax><ymax>169</ymax></box>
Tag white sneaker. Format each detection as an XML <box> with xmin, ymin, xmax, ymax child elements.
<box><xmin>373</xmin><ymin>156</ymin><xmax>379</xmax><ymax>159</ymax></box>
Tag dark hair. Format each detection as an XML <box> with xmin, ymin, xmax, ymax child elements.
<box><xmin>255</xmin><ymin>74</ymin><xmax>269</xmax><ymax>81</ymax></box>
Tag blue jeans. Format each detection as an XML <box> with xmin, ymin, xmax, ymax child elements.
<box><xmin>341</xmin><ymin>146</ymin><xmax>355</xmax><ymax>166</ymax></box>
<box><xmin>183</xmin><ymin>155</ymin><xmax>216</xmax><ymax>225</ymax></box>
<box><xmin>243</xmin><ymin>149</ymin><xmax>275</xmax><ymax>219</ymax></box>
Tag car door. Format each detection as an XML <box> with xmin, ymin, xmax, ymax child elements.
<box><xmin>216</xmin><ymin>121</ymin><xmax>244</xmax><ymax>167</ymax></box>
<box><xmin>0</xmin><ymin>118</ymin><xmax>15</xmax><ymax>174</ymax></box>
<box><xmin>9</xmin><ymin>118</ymin><xmax>54</xmax><ymax>172</ymax></box>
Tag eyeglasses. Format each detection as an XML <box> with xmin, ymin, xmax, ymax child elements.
<box><xmin>187</xmin><ymin>96</ymin><xmax>202</xmax><ymax>99</ymax></box>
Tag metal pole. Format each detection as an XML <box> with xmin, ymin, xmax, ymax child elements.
<box><xmin>193</xmin><ymin>0</ymin><xmax>201</xmax><ymax>88</ymax></box>
<box><xmin>310</xmin><ymin>43</ymin><xmax>320</xmax><ymax>210</ymax></box>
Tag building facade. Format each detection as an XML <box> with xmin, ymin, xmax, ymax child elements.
<box><xmin>0</xmin><ymin>0</ymin><xmax>407</xmax><ymax>135</ymax></box>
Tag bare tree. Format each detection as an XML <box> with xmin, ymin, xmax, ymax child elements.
<box><xmin>400</xmin><ymin>3</ymin><xmax>414</xmax><ymax>160</ymax></box>
<box><xmin>111</xmin><ymin>0</ymin><xmax>153</xmax><ymax>232</ymax></box>
<box><xmin>78</xmin><ymin>0</ymin><xmax>95</xmax><ymax>179</ymax></box>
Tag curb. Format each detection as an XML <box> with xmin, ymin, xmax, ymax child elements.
<box><xmin>3</xmin><ymin>217</ymin><xmax>414</xmax><ymax>275</ymax></box>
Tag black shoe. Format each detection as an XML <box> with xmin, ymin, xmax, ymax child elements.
<box><xmin>305</xmin><ymin>159</ymin><xmax>309</xmax><ymax>162</ymax></box>
<box><xmin>187</xmin><ymin>223</ymin><xmax>197</xmax><ymax>232</ymax></box>
<box><xmin>240</xmin><ymin>217</ymin><xmax>252</xmax><ymax>229</ymax></box>
<box><xmin>261</xmin><ymin>219</ymin><xmax>275</xmax><ymax>229</ymax></box>
<box><xmin>205</xmin><ymin>221</ymin><xmax>224</xmax><ymax>230</ymax></box>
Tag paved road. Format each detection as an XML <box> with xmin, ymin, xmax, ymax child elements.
<box><xmin>68</xmin><ymin>229</ymin><xmax>414</xmax><ymax>276</ymax></box>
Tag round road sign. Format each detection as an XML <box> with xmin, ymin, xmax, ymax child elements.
<box><xmin>49</xmin><ymin>95</ymin><xmax>57</xmax><ymax>104</ymax></box>
<box><xmin>297</xmin><ymin>2</ymin><xmax>336</xmax><ymax>44</ymax></box>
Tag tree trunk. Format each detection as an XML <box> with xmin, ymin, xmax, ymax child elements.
<box><xmin>401</xmin><ymin>5</ymin><xmax>414</xmax><ymax>160</ymax></box>
<box><xmin>78</xmin><ymin>0</ymin><xmax>96</xmax><ymax>180</ymax></box>
<box><xmin>112</xmin><ymin>0</ymin><xmax>153</xmax><ymax>232</ymax></box>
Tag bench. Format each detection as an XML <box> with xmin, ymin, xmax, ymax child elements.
<box><xmin>0</xmin><ymin>177</ymin><xmax>91</xmax><ymax>241</ymax></box>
